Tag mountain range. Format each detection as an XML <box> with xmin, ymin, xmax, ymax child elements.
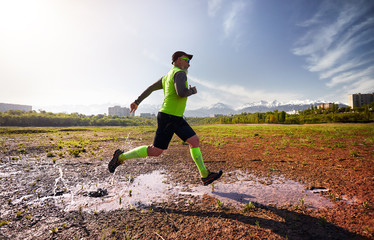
<box><xmin>142</xmin><ymin>100</ymin><xmax>348</xmax><ymax>117</ymax></box>
<box><xmin>36</xmin><ymin>100</ymin><xmax>348</xmax><ymax>117</ymax></box>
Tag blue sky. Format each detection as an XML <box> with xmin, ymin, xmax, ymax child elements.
<box><xmin>1</xmin><ymin>0</ymin><xmax>373</xmax><ymax>114</ymax></box>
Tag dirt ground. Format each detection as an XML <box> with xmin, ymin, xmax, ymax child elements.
<box><xmin>0</xmin><ymin>125</ymin><xmax>373</xmax><ymax>240</ymax></box>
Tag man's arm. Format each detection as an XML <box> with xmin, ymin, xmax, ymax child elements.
<box><xmin>130</xmin><ymin>78</ymin><xmax>163</xmax><ymax>113</ymax></box>
<box><xmin>174</xmin><ymin>71</ymin><xmax>197</xmax><ymax>97</ymax></box>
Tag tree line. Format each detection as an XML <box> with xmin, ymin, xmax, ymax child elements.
<box><xmin>0</xmin><ymin>103</ymin><xmax>373</xmax><ymax>127</ymax></box>
<box><xmin>0</xmin><ymin>110</ymin><xmax>156</xmax><ymax>127</ymax></box>
<box><xmin>188</xmin><ymin>103</ymin><xmax>374</xmax><ymax>125</ymax></box>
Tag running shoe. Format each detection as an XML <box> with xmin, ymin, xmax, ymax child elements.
<box><xmin>202</xmin><ymin>170</ymin><xmax>223</xmax><ymax>186</ymax></box>
<box><xmin>108</xmin><ymin>149</ymin><xmax>124</xmax><ymax>173</ymax></box>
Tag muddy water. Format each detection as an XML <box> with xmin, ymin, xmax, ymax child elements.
<box><xmin>188</xmin><ymin>170</ymin><xmax>334</xmax><ymax>209</ymax></box>
<box><xmin>1</xmin><ymin>151</ymin><xmax>336</xmax><ymax>215</ymax></box>
<box><xmin>18</xmin><ymin>168</ymin><xmax>334</xmax><ymax>213</ymax></box>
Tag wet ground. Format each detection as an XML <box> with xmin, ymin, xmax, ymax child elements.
<box><xmin>0</xmin><ymin>125</ymin><xmax>373</xmax><ymax>239</ymax></box>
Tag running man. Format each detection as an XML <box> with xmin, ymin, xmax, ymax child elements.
<box><xmin>108</xmin><ymin>51</ymin><xmax>222</xmax><ymax>185</ymax></box>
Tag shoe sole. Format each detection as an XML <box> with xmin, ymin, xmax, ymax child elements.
<box><xmin>108</xmin><ymin>150</ymin><xmax>123</xmax><ymax>173</ymax></box>
<box><xmin>203</xmin><ymin>170</ymin><xmax>223</xmax><ymax>186</ymax></box>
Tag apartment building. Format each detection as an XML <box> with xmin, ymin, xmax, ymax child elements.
<box><xmin>108</xmin><ymin>106</ymin><xmax>130</xmax><ymax>117</ymax></box>
<box><xmin>317</xmin><ymin>103</ymin><xmax>333</xmax><ymax>110</ymax></box>
<box><xmin>348</xmin><ymin>93</ymin><xmax>374</xmax><ymax>108</ymax></box>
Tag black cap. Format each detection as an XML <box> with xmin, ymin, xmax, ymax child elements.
<box><xmin>172</xmin><ymin>51</ymin><xmax>193</xmax><ymax>64</ymax></box>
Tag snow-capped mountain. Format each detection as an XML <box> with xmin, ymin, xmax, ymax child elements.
<box><xmin>185</xmin><ymin>103</ymin><xmax>234</xmax><ymax>117</ymax></box>
<box><xmin>35</xmin><ymin>100</ymin><xmax>348</xmax><ymax>117</ymax></box>
<box><xmin>183</xmin><ymin>100</ymin><xmax>348</xmax><ymax>117</ymax></box>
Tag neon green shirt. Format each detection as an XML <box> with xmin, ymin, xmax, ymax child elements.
<box><xmin>159</xmin><ymin>66</ymin><xmax>188</xmax><ymax>117</ymax></box>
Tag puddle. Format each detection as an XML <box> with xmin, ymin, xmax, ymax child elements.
<box><xmin>24</xmin><ymin>169</ymin><xmax>336</xmax><ymax>213</ymax></box>
<box><xmin>29</xmin><ymin>169</ymin><xmax>181</xmax><ymax>213</ymax></box>
<box><xmin>188</xmin><ymin>170</ymin><xmax>335</xmax><ymax>209</ymax></box>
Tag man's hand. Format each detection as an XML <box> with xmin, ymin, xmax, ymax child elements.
<box><xmin>130</xmin><ymin>102</ymin><xmax>138</xmax><ymax>113</ymax></box>
<box><xmin>189</xmin><ymin>85</ymin><xmax>197</xmax><ymax>94</ymax></box>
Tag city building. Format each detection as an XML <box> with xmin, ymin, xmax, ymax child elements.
<box><xmin>317</xmin><ymin>103</ymin><xmax>333</xmax><ymax>110</ymax></box>
<box><xmin>140</xmin><ymin>113</ymin><xmax>155</xmax><ymax>117</ymax></box>
<box><xmin>0</xmin><ymin>103</ymin><xmax>32</xmax><ymax>112</ymax></box>
<box><xmin>108</xmin><ymin>106</ymin><xmax>130</xmax><ymax>117</ymax></box>
<box><xmin>348</xmin><ymin>93</ymin><xmax>374</xmax><ymax>108</ymax></box>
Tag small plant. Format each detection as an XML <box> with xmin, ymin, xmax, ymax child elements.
<box><xmin>79</xmin><ymin>205</ymin><xmax>83</xmax><ymax>214</ymax></box>
<box><xmin>244</xmin><ymin>201</ymin><xmax>255</xmax><ymax>211</ymax></box>
<box><xmin>211</xmin><ymin>183</ymin><xmax>215</xmax><ymax>192</ymax></box>
<box><xmin>299</xmin><ymin>198</ymin><xmax>305</xmax><ymax>206</ymax></box>
<box><xmin>0</xmin><ymin>220</ymin><xmax>9</xmax><ymax>227</ymax></box>
<box><xmin>255</xmin><ymin>220</ymin><xmax>260</xmax><ymax>227</ymax></box>
<box><xmin>350</xmin><ymin>150</ymin><xmax>359</xmax><ymax>157</ymax></box>
<box><xmin>16</xmin><ymin>210</ymin><xmax>23</xmax><ymax>219</ymax></box>
<box><xmin>216</xmin><ymin>200</ymin><xmax>224</xmax><ymax>209</ymax></box>
<box><xmin>362</xmin><ymin>201</ymin><xmax>369</xmax><ymax>209</ymax></box>
<box><xmin>50</xmin><ymin>227</ymin><xmax>58</xmax><ymax>234</ymax></box>
<box><xmin>129</xmin><ymin>190</ymin><xmax>132</xmax><ymax>197</ymax></box>
<box><xmin>47</xmin><ymin>152</ymin><xmax>54</xmax><ymax>158</ymax></box>
<box><xmin>319</xmin><ymin>216</ymin><xmax>327</xmax><ymax>226</ymax></box>
<box><xmin>328</xmin><ymin>192</ymin><xmax>342</xmax><ymax>201</ymax></box>
<box><xmin>269</xmin><ymin>165</ymin><xmax>276</xmax><ymax>171</ymax></box>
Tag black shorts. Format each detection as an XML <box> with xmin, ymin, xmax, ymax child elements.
<box><xmin>153</xmin><ymin>112</ymin><xmax>196</xmax><ymax>150</ymax></box>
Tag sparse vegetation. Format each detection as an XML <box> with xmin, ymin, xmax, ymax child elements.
<box><xmin>216</xmin><ymin>200</ymin><xmax>224</xmax><ymax>209</ymax></box>
<box><xmin>0</xmin><ymin>124</ymin><xmax>372</xmax><ymax>239</ymax></box>
<box><xmin>244</xmin><ymin>201</ymin><xmax>255</xmax><ymax>211</ymax></box>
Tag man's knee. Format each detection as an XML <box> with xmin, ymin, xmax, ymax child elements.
<box><xmin>186</xmin><ymin>135</ymin><xmax>199</xmax><ymax>148</ymax></box>
<box><xmin>147</xmin><ymin>145</ymin><xmax>164</xmax><ymax>157</ymax></box>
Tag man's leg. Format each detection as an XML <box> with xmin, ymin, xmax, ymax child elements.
<box><xmin>186</xmin><ymin>134</ymin><xmax>223</xmax><ymax>185</ymax></box>
<box><xmin>119</xmin><ymin>145</ymin><xmax>163</xmax><ymax>161</ymax></box>
<box><xmin>108</xmin><ymin>145</ymin><xmax>163</xmax><ymax>173</ymax></box>
<box><xmin>187</xmin><ymin>135</ymin><xmax>209</xmax><ymax>178</ymax></box>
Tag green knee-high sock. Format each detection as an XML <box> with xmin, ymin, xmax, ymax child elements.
<box><xmin>190</xmin><ymin>147</ymin><xmax>209</xmax><ymax>178</ymax></box>
<box><xmin>118</xmin><ymin>146</ymin><xmax>148</xmax><ymax>162</ymax></box>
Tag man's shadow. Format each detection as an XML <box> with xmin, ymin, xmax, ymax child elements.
<box><xmin>212</xmin><ymin>191</ymin><xmax>255</xmax><ymax>204</ymax></box>
<box><xmin>152</xmin><ymin>190</ymin><xmax>369</xmax><ymax>240</ymax></box>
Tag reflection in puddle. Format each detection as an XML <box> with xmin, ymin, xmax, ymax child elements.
<box><xmin>189</xmin><ymin>170</ymin><xmax>334</xmax><ymax>209</ymax></box>
<box><xmin>24</xmin><ymin>170</ymin><xmax>335</xmax><ymax>212</ymax></box>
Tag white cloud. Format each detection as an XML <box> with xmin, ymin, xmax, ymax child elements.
<box><xmin>319</xmin><ymin>52</ymin><xmax>374</xmax><ymax>79</ymax></box>
<box><xmin>327</xmin><ymin>66</ymin><xmax>374</xmax><ymax>87</ymax></box>
<box><xmin>292</xmin><ymin>0</ymin><xmax>374</xmax><ymax>94</ymax></box>
<box><xmin>347</xmin><ymin>77</ymin><xmax>374</xmax><ymax>94</ymax></box>
<box><xmin>208</xmin><ymin>0</ymin><xmax>223</xmax><ymax>17</ymax></box>
<box><xmin>223</xmin><ymin>1</ymin><xmax>246</xmax><ymax>37</ymax></box>
<box><xmin>188</xmin><ymin>75</ymin><xmax>302</xmax><ymax>108</ymax></box>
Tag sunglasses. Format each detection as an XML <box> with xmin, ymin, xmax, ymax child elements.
<box><xmin>180</xmin><ymin>57</ymin><xmax>190</xmax><ymax>64</ymax></box>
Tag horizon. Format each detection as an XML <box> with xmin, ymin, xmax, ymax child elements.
<box><xmin>0</xmin><ymin>98</ymin><xmax>351</xmax><ymax>116</ymax></box>
<box><xmin>1</xmin><ymin>0</ymin><xmax>373</xmax><ymax>113</ymax></box>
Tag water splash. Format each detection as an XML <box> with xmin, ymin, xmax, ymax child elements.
<box><xmin>53</xmin><ymin>166</ymin><xmax>65</xmax><ymax>196</ymax></box>
<box><xmin>60</xmin><ymin>170</ymin><xmax>176</xmax><ymax>212</ymax></box>
<box><xmin>122</xmin><ymin>132</ymin><xmax>133</xmax><ymax>151</ymax></box>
